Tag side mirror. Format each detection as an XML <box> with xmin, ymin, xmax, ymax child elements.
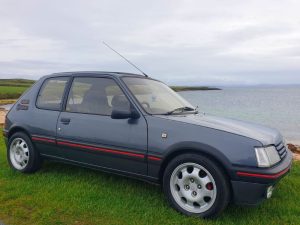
<box><xmin>111</xmin><ymin>108</ymin><xmax>140</xmax><ymax>119</ymax></box>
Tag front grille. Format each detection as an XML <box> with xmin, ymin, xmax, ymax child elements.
<box><xmin>275</xmin><ymin>142</ymin><xmax>287</xmax><ymax>159</ymax></box>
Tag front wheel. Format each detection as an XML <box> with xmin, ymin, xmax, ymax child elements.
<box><xmin>163</xmin><ymin>154</ymin><xmax>230</xmax><ymax>218</ymax></box>
<box><xmin>7</xmin><ymin>132</ymin><xmax>42</xmax><ymax>173</ymax></box>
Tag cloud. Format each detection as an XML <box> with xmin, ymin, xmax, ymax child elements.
<box><xmin>0</xmin><ymin>0</ymin><xmax>300</xmax><ymax>85</ymax></box>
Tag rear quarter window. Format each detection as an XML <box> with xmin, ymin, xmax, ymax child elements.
<box><xmin>36</xmin><ymin>77</ymin><xmax>69</xmax><ymax>110</ymax></box>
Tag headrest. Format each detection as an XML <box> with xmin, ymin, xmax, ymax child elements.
<box><xmin>111</xmin><ymin>95</ymin><xmax>129</xmax><ymax>109</ymax></box>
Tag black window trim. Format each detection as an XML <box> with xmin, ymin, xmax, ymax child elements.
<box><xmin>35</xmin><ymin>76</ymin><xmax>71</xmax><ymax>111</ymax></box>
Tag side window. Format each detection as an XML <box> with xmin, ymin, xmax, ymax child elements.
<box><xmin>66</xmin><ymin>77</ymin><xmax>130</xmax><ymax>115</ymax></box>
<box><xmin>36</xmin><ymin>77</ymin><xmax>69</xmax><ymax>110</ymax></box>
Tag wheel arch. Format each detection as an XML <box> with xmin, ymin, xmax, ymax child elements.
<box><xmin>158</xmin><ymin>143</ymin><xmax>233</xmax><ymax>184</ymax></box>
<box><xmin>7</xmin><ymin>125</ymin><xmax>31</xmax><ymax>140</ymax></box>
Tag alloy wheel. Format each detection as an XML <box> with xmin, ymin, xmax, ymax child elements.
<box><xmin>170</xmin><ymin>162</ymin><xmax>217</xmax><ymax>213</ymax></box>
<box><xmin>9</xmin><ymin>138</ymin><xmax>30</xmax><ymax>170</ymax></box>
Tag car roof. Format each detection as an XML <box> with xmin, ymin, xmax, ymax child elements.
<box><xmin>45</xmin><ymin>71</ymin><xmax>148</xmax><ymax>79</ymax></box>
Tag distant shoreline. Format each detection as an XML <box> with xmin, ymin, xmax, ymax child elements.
<box><xmin>0</xmin><ymin>79</ymin><xmax>222</xmax><ymax>100</ymax></box>
<box><xmin>170</xmin><ymin>86</ymin><xmax>221</xmax><ymax>92</ymax></box>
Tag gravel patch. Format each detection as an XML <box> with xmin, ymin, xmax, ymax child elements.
<box><xmin>0</xmin><ymin>109</ymin><xmax>7</xmax><ymax>125</ymax></box>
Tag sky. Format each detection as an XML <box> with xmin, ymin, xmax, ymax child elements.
<box><xmin>1</xmin><ymin>0</ymin><xmax>300</xmax><ymax>86</ymax></box>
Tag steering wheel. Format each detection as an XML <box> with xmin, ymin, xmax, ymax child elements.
<box><xmin>141</xmin><ymin>101</ymin><xmax>150</xmax><ymax>109</ymax></box>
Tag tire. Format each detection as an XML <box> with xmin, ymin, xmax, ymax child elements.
<box><xmin>7</xmin><ymin>132</ymin><xmax>42</xmax><ymax>173</ymax></box>
<box><xmin>163</xmin><ymin>153</ymin><xmax>230</xmax><ymax>218</ymax></box>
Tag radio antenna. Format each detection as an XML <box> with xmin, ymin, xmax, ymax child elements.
<box><xmin>102</xmin><ymin>41</ymin><xmax>148</xmax><ymax>77</ymax></box>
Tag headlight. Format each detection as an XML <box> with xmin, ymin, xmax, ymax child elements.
<box><xmin>255</xmin><ymin>146</ymin><xmax>281</xmax><ymax>167</ymax></box>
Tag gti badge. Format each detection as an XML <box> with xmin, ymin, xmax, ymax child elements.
<box><xmin>161</xmin><ymin>132</ymin><xmax>167</xmax><ymax>139</ymax></box>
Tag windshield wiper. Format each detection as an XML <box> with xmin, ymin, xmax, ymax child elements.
<box><xmin>165</xmin><ymin>106</ymin><xmax>198</xmax><ymax>115</ymax></box>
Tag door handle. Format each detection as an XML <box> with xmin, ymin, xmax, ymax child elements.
<box><xmin>60</xmin><ymin>118</ymin><xmax>71</xmax><ymax>125</ymax></box>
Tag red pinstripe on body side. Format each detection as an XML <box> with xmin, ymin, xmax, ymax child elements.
<box><xmin>148</xmin><ymin>156</ymin><xmax>162</xmax><ymax>161</ymax></box>
<box><xmin>236</xmin><ymin>167</ymin><xmax>290</xmax><ymax>179</ymax></box>
<box><xmin>32</xmin><ymin>136</ymin><xmax>56</xmax><ymax>143</ymax></box>
<box><xmin>57</xmin><ymin>141</ymin><xmax>145</xmax><ymax>159</ymax></box>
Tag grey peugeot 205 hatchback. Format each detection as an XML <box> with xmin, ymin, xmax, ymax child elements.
<box><xmin>3</xmin><ymin>71</ymin><xmax>292</xmax><ymax>218</ymax></box>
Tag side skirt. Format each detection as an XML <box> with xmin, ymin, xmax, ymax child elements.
<box><xmin>40</xmin><ymin>153</ymin><xmax>160</xmax><ymax>185</ymax></box>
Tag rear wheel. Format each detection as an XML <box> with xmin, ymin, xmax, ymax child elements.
<box><xmin>163</xmin><ymin>154</ymin><xmax>230</xmax><ymax>218</ymax></box>
<box><xmin>7</xmin><ymin>132</ymin><xmax>42</xmax><ymax>173</ymax></box>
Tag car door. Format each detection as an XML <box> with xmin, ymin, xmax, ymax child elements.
<box><xmin>56</xmin><ymin>76</ymin><xmax>148</xmax><ymax>175</ymax></box>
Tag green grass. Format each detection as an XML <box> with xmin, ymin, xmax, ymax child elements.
<box><xmin>0</xmin><ymin>86</ymin><xmax>30</xmax><ymax>99</ymax></box>
<box><xmin>0</xmin><ymin>79</ymin><xmax>35</xmax><ymax>86</ymax></box>
<box><xmin>0</xmin><ymin>136</ymin><xmax>299</xmax><ymax>225</ymax></box>
<box><xmin>0</xmin><ymin>79</ymin><xmax>34</xmax><ymax>99</ymax></box>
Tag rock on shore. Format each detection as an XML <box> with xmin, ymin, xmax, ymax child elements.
<box><xmin>288</xmin><ymin>144</ymin><xmax>300</xmax><ymax>154</ymax></box>
<box><xmin>287</xmin><ymin>144</ymin><xmax>300</xmax><ymax>160</ymax></box>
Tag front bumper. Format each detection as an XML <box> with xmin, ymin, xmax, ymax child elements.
<box><xmin>231</xmin><ymin>149</ymin><xmax>293</xmax><ymax>205</ymax></box>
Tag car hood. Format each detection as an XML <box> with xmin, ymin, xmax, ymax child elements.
<box><xmin>157</xmin><ymin>113</ymin><xmax>282</xmax><ymax>145</ymax></box>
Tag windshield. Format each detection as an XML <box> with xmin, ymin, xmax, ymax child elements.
<box><xmin>123</xmin><ymin>77</ymin><xmax>196</xmax><ymax>115</ymax></box>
